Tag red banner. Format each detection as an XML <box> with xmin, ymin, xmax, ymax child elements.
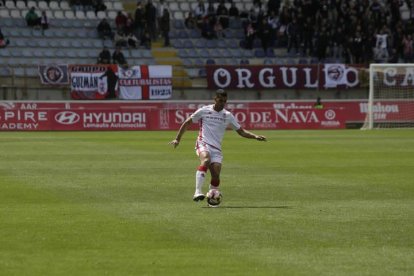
<box><xmin>0</xmin><ymin>101</ymin><xmax>413</xmax><ymax>131</ymax></box>
<box><xmin>206</xmin><ymin>64</ymin><xmax>362</xmax><ymax>90</ymax></box>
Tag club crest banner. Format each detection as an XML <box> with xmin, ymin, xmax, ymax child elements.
<box><xmin>38</xmin><ymin>64</ymin><xmax>69</xmax><ymax>85</ymax></box>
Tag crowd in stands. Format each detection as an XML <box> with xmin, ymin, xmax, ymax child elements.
<box><xmin>96</xmin><ymin>0</ymin><xmax>172</xmax><ymax>64</ymax></box>
<box><xmin>3</xmin><ymin>0</ymin><xmax>414</xmax><ymax>66</ymax></box>
<box><xmin>69</xmin><ymin>0</ymin><xmax>107</xmax><ymax>14</ymax></box>
<box><xmin>179</xmin><ymin>0</ymin><xmax>414</xmax><ymax>64</ymax></box>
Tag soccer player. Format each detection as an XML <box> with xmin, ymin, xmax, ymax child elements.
<box><xmin>169</xmin><ymin>89</ymin><xmax>267</xmax><ymax>202</ymax></box>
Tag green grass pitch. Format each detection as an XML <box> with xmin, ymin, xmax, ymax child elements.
<box><xmin>0</xmin><ymin>130</ymin><xmax>413</xmax><ymax>275</ymax></box>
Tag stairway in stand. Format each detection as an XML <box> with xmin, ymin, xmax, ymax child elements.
<box><xmin>151</xmin><ymin>41</ymin><xmax>192</xmax><ymax>88</ymax></box>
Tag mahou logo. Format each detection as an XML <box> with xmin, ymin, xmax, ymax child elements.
<box><xmin>55</xmin><ymin>111</ymin><xmax>80</xmax><ymax>125</ymax></box>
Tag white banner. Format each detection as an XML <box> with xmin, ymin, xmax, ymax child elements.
<box><xmin>118</xmin><ymin>65</ymin><xmax>172</xmax><ymax>100</ymax></box>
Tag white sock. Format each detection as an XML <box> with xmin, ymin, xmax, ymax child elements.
<box><xmin>195</xmin><ymin>166</ymin><xmax>207</xmax><ymax>194</ymax></box>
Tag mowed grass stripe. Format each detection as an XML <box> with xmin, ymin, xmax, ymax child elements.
<box><xmin>0</xmin><ymin>130</ymin><xmax>413</xmax><ymax>275</ymax></box>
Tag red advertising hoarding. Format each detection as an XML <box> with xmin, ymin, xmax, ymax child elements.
<box><xmin>0</xmin><ymin>101</ymin><xmax>412</xmax><ymax>131</ymax></box>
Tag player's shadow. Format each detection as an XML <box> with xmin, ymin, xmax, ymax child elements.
<box><xmin>203</xmin><ymin>206</ymin><xmax>291</xmax><ymax>209</ymax></box>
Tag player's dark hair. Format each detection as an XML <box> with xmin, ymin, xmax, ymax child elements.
<box><xmin>215</xmin><ymin>89</ymin><xmax>227</xmax><ymax>97</ymax></box>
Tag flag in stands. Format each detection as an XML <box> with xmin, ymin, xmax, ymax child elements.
<box><xmin>38</xmin><ymin>64</ymin><xmax>69</xmax><ymax>85</ymax></box>
<box><xmin>118</xmin><ymin>65</ymin><xmax>172</xmax><ymax>100</ymax></box>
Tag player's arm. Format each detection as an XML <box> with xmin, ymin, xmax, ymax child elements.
<box><xmin>169</xmin><ymin>116</ymin><xmax>193</xmax><ymax>148</ymax></box>
<box><xmin>236</xmin><ymin>128</ymin><xmax>267</xmax><ymax>141</ymax></box>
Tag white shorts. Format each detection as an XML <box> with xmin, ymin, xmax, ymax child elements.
<box><xmin>195</xmin><ymin>140</ymin><xmax>223</xmax><ymax>164</ymax></box>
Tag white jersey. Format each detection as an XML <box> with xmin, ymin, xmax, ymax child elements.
<box><xmin>190</xmin><ymin>104</ymin><xmax>241</xmax><ymax>151</ymax></box>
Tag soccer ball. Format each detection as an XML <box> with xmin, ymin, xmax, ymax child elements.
<box><xmin>206</xmin><ymin>189</ymin><xmax>222</xmax><ymax>206</ymax></box>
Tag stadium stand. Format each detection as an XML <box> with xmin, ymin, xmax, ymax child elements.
<box><xmin>0</xmin><ymin>0</ymin><xmax>156</xmax><ymax>77</ymax></box>
<box><xmin>0</xmin><ymin>0</ymin><xmax>413</xmax><ymax>98</ymax></box>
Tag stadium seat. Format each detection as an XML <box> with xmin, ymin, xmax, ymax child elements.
<box><xmin>104</xmin><ymin>1</ymin><xmax>113</xmax><ymax>10</ymax></box>
<box><xmin>188</xmin><ymin>29</ymin><xmax>201</xmax><ymax>39</ymax></box>
<box><xmin>27</xmin><ymin>0</ymin><xmax>37</xmax><ymax>8</ymax></box>
<box><xmin>38</xmin><ymin>1</ymin><xmax>49</xmax><ymax>10</ymax></box>
<box><xmin>97</xmin><ymin>11</ymin><xmax>106</xmax><ymax>19</ymax></box>
<box><xmin>76</xmin><ymin>11</ymin><xmax>86</xmax><ymax>20</ymax></box>
<box><xmin>206</xmin><ymin>58</ymin><xmax>215</xmax><ymax>65</ymax></box>
<box><xmin>49</xmin><ymin>1</ymin><xmax>59</xmax><ymax>10</ymax></box>
<box><xmin>141</xmin><ymin>50</ymin><xmax>152</xmax><ymax>58</ymax></box>
<box><xmin>54</xmin><ymin>10</ymin><xmax>65</xmax><ymax>19</ymax></box>
<box><xmin>199</xmin><ymin>49</ymin><xmax>210</xmax><ymax>59</ymax></box>
<box><xmin>60</xmin><ymin>1</ymin><xmax>70</xmax><ymax>10</ymax></box>
<box><xmin>254</xmin><ymin>49</ymin><xmax>266</xmax><ymax>58</ymax></box>
<box><xmin>65</xmin><ymin>11</ymin><xmax>76</xmax><ymax>19</ymax></box>
<box><xmin>0</xmin><ymin>9</ymin><xmax>10</xmax><ymax>18</ymax></box>
<box><xmin>179</xmin><ymin>2</ymin><xmax>190</xmax><ymax>10</ymax></box>
<box><xmin>177</xmin><ymin>49</ymin><xmax>188</xmax><ymax>58</ymax></box>
<box><xmin>10</xmin><ymin>10</ymin><xmax>22</xmax><ymax>19</ymax></box>
<box><xmin>205</xmin><ymin>39</ymin><xmax>218</xmax><ymax>48</ymax></box>
<box><xmin>0</xmin><ymin>67</ymin><xmax>12</xmax><ymax>77</ymax></box>
<box><xmin>173</xmin><ymin>20</ymin><xmax>185</xmax><ymax>30</ymax></box>
<box><xmin>187</xmin><ymin>48</ymin><xmax>198</xmax><ymax>58</ymax></box>
<box><xmin>26</xmin><ymin>67</ymin><xmax>38</xmax><ymax>77</ymax></box>
<box><xmin>0</xmin><ymin>49</ymin><xmax>11</xmax><ymax>58</ymax></box>
<box><xmin>266</xmin><ymin>48</ymin><xmax>275</xmax><ymax>57</ymax></box>
<box><xmin>169</xmin><ymin>2</ymin><xmax>179</xmax><ymax>12</ymax></box>
<box><xmin>182</xmin><ymin>59</ymin><xmax>192</xmax><ymax>66</ymax></box>
<box><xmin>240</xmin><ymin>59</ymin><xmax>249</xmax><ymax>65</ymax></box>
<box><xmin>5</xmin><ymin>1</ymin><xmax>16</xmax><ymax>9</ymax></box>
<box><xmin>113</xmin><ymin>2</ymin><xmax>123</xmax><ymax>11</ymax></box>
<box><xmin>264</xmin><ymin>58</ymin><xmax>273</xmax><ymax>65</ymax></box>
<box><xmin>107</xmin><ymin>11</ymin><xmax>117</xmax><ymax>20</ymax></box>
<box><xmin>16</xmin><ymin>1</ymin><xmax>26</xmax><ymax>9</ymax></box>
<box><xmin>86</xmin><ymin>11</ymin><xmax>97</xmax><ymax>20</ymax></box>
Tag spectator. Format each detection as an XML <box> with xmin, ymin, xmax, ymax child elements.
<box><xmin>112</xmin><ymin>47</ymin><xmax>127</xmax><ymax>65</ymax></box>
<box><xmin>194</xmin><ymin>0</ymin><xmax>206</xmax><ymax>20</ymax></box>
<box><xmin>267</xmin><ymin>11</ymin><xmax>279</xmax><ymax>47</ymax></box>
<box><xmin>97</xmin><ymin>18</ymin><xmax>114</xmax><ymax>40</ymax></box>
<box><xmin>127</xmin><ymin>33</ymin><xmax>139</xmax><ymax>48</ymax></box>
<box><xmin>286</xmin><ymin>17</ymin><xmax>299</xmax><ymax>54</ymax></box>
<box><xmin>267</xmin><ymin>0</ymin><xmax>281</xmax><ymax>16</ymax></box>
<box><xmin>0</xmin><ymin>27</ymin><xmax>10</xmax><ymax>48</ymax></box>
<box><xmin>115</xmin><ymin>11</ymin><xmax>127</xmax><ymax>32</ymax></box>
<box><xmin>214</xmin><ymin>19</ymin><xmax>224</xmax><ymax>39</ymax></box>
<box><xmin>206</xmin><ymin>2</ymin><xmax>215</xmax><ymax>17</ymax></box>
<box><xmin>94</xmin><ymin>0</ymin><xmax>107</xmax><ymax>14</ymax></box>
<box><xmin>315</xmin><ymin>26</ymin><xmax>329</xmax><ymax>61</ymax></box>
<box><xmin>145</xmin><ymin>0</ymin><xmax>157</xmax><ymax>40</ymax></box>
<box><xmin>97</xmin><ymin>47</ymin><xmax>111</xmax><ymax>64</ymax></box>
<box><xmin>350</xmin><ymin>31</ymin><xmax>364</xmax><ymax>63</ymax></box>
<box><xmin>402</xmin><ymin>34</ymin><xmax>414</xmax><ymax>62</ymax></box>
<box><xmin>40</xmin><ymin>11</ymin><xmax>49</xmax><ymax>30</ymax></box>
<box><xmin>157</xmin><ymin>0</ymin><xmax>169</xmax><ymax>38</ymax></box>
<box><xmin>216</xmin><ymin>0</ymin><xmax>229</xmax><ymax>29</ymax></box>
<box><xmin>114</xmin><ymin>31</ymin><xmax>128</xmax><ymax>47</ymax></box>
<box><xmin>201</xmin><ymin>17</ymin><xmax>215</xmax><ymax>39</ymax></box>
<box><xmin>25</xmin><ymin>7</ymin><xmax>41</xmax><ymax>28</ymax></box>
<box><xmin>134</xmin><ymin>1</ymin><xmax>145</xmax><ymax>41</ymax></box>
<box><xmin>331</xmin><ymin>26</ymin><xmax>345</xmax><ymax>59</ymax></box>
<box><xmin>229</xmin><ymin>2</ymin><xmax>239</xmax><ymax>17</ymax></box>
<box><xmin>159</xmin><ymin>8</ymin><xmax>170</xmax><ymax>47</ymax></box>
<box><xmin>244</xmin><ymin>21</ymin><xmax>256</xmax><ymax>49</ymax></box>
<box><xmin>100</xmin><ymin>67</ymin><xmax>118</xmax><ymax>99</ymax></box>
<box><xmin>258</xmin><ymin>18</ymin><xmax>272</xmax><ymax>53</ymax></box>
<box><xmin>185</xmin><ymin>12</ymin><xmax>197</xmax><ymax>29</ymax></box>
<box><xmin>302</xmin><ymin>16</ymin><xmax>314</xmax><ymax>56</ymax></box>
<box><xmin>124</xmin><ymin>13</ymin><xmax>135</xmax><ymax>35</ymax></box>
<box><xmin>373</xmin><ymin>25</ymin><xmax>390</xmax><ymax>62</ymax></box>
<box><xmin>140</xmin><ymin>28</ymin><xmax>152</xmax><ymax>49</ymax></box>
<box><xmin>314</xmin><ymin>96</ymin><xmax>324</xmax><ymax>109</ymax></box>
